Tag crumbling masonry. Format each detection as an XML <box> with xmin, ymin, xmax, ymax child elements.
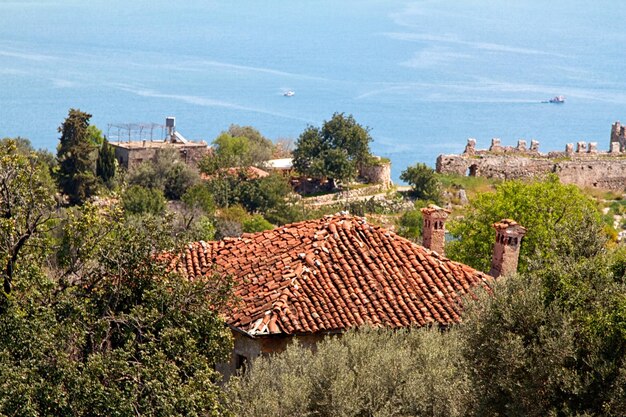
<box><xmin>436</xmin><ymin>122</ymin><xmax>626</xmax><ymax>191</ymax></box>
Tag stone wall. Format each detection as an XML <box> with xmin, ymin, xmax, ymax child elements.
<box><xmin>436</xmin><ymin>133</ymin><xmax>626</xmax><ymax>191</ymax></box>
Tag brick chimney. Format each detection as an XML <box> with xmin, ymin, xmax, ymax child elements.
<box><xmin>420</xmin><ymin>204</ymin><xmax>451</xmax><ymax>255</ymax></box>
<box><xmin>489</xmin><ymin>219</ymin><xmax>527</xmax><ymax>278</ymax></box>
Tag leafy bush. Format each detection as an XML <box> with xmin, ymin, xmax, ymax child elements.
<box><xmin>396</xmin><ymin>201</ymin><xmax>430</xmax><ymax>242</ymax></box>
<box><xmin>242</xmin><ymin>215</ymin><xmax>273</xmax><ymax>233</ymax></box>
<box><xmin>122</xmin><ymin>185</ymin><xmax>166</xmax><ymax>215</ymax></box>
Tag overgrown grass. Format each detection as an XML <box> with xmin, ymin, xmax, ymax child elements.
<box><xmin>582</xmin><ymin>187</ymin><xmax>624</xmax><ymax>201</ymax></box>
<box><xmin>437</xmin><ymin>173</ymin><xmax>499</xmax><ymax>196</ymax></box>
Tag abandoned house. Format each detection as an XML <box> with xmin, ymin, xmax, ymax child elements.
<box><xmin>167</xmin><ymin>207</ymin><xmax>526</xmax><ymax>379</ymax></box>
<box><xmin>110</xmin><ymin>116</ymin><xmax>210</xmax><ymax>170</ymax></box>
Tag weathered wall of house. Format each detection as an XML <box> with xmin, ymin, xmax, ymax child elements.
<box><xmin>436</xmin><ymin>131</ymin><xmax>626</xmax><ymax>191</ymax></box>
<box><xmin>216</xmin><ymin>330</ymin><xmax>327</xmax><ymax>381</ymax></box>
<box><xmin>111</xmin><ymin>142</ymin><xmax>210</xmax><ymax>170</ymax></box>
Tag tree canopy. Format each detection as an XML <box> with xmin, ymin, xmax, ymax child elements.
<box><xmin>0</xmin><ymin>139</ymin><xmax>56</xmax><ymax>299</ymax></box>
<box><xmin>96</xmin><ymin>137</ymin><xmax>116</xmax><ymax>186</ymax></box>
<box><xmin>128</xmin><ymin>148</ymin><xmax>199</xmax><ymax>200</ymax></box>
<box><xmin>292</xmin><ymin>113</ymin><xmax>372</xmax><ymax>188</ymax></box>
<box><xmin>201</xmin><ymin>125</ymin><xmax>275</xmax><ymax>174</ymax></box>
<box><xmin>400</xmin><ymin>163</ymin><xmax>441</xmax><ymax>202</ymax></box>
<box><xmin>0</xmin><ymin>202</ymin><xmax>234</xmax><ymax>415</ymax></box>
<box><xmin>446</xmin><ymin>175</ymin><xmax>606</xmax><ymax>273</ymax></box>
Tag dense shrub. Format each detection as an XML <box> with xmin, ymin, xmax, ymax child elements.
<box><xmin>226</xmin><ymin>327</ymin><xmax>470</xmax><ymax>417</ymax></box>
<box><xmin>127</xmin><ymin>149</ymin><xmax>199</xmax><ymax>200</ymax></box>
<box><xmin>122</xmin><ymin>185</ymin><xmax>166</xmax><ymax>215</ymax></box>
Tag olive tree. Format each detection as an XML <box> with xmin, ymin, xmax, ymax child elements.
<box><xmin>0</xmin><ymin>139</ymin><xmax>56</xmax><ymax>298</ymax></box>
<box><xmin>226</xmin><ymin>327</ymin><xmax>470</xmax><ymax>417</ymax></box>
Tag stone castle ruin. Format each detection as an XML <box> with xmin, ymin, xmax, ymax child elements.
<box><xmin>436</xmin><ymin>122</ymin><xmax>626</xmax><ymax>191</ymax></box>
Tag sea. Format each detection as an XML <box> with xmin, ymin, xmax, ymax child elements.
<box><xmin>2</xmin><ymin>0</ymin><xmax>626</xmax><ymax>182</ymax></box>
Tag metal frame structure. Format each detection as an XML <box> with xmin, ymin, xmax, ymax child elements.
<box><xmin>106</xmin><ymin>122</ymin><xmax>166</xmax><ymax>143</ymax></box>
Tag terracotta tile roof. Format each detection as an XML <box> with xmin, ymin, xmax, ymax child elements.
<box><xmin>167</xmin><ymin>214</ymin><xmax>492</xmax><ymax>336</ymax></box>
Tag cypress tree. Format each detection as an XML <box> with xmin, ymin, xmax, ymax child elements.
<box><xmin>56</xmin><ymin>108</ymin><xmax>98</xmax><ymax>205</ymax></box>
<box><xmin>96</xmin><ymin>137</ymin><xmax>116</xmax><ymax>186</ymax></box>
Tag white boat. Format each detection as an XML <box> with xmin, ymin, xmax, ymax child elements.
<box><xmin>283</xmin><ymin>90</ymin><xmax>295</xmax><ymax>97</ymax></box>
<box><xmin>548</xmin><ymin>95</ymin><xmax>565</xmax><ymax>103</ymax></box>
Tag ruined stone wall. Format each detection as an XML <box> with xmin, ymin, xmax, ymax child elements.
<box><xmin>359</xmin><ymin>159</ymin><xmax>392</xmax><ymax>187</ymax></box>
<box><xmin>611</xmin><ymin>121</ymin><xmax>626</xmax><ymax>152</ymax></box>
<box><xmin>436</xmin><ymin>136</ymin><xmax>626</xmax><ymax>191</ymax></box>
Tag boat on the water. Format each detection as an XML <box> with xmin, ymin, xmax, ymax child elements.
<box><xmin>283</xmin><ymin>90</ymin><xmax>295</xmax><ymax>97</ymax></box>
<box><xmin>547</xmin><ymin>95</ymin><xmax>565</xmax><ymax>103</ymax></box>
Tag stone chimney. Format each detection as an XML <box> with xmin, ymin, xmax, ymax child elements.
<box><xmin>421</xmin><ymin>204</ymin><xmax>451</xmax><ymax>255</ymax></box>
<box><xmin>489</xmin><ymin>219</ymin><xmax>527</xmax><ymax>278</ymax></box>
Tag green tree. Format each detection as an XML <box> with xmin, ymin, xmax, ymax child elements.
<box><xmin>204</xmin><ymin>171</ymin><xmax>295</xmax><ymax>225</ymax></box>
<box><xmin>460</xmin><ymin>246</ymin><xmax>626</xmax><ymax>416</ymax></box>
<box><xmin>96</xmin><ymin>137</ymin><xmax>116</xmax><ymax>186</ymax></box>
<box><xmin>0</xmin><ymin>205</ymin><xmax>234</xmax><ymax>415</ymax></box>
<box><xmin>0</xmin><ymin>140</ymin><xmax>56</xmax><ymax>298</ymax></box>
<box><xmin>174</xmin><ymin>183</ymin><xmax>217</xmax><ymax>240</ymax></box>
<box><xmin>292</xmin><ymin>113</ymin><xmax>372</xmax><ymax>189</ymax></box>
<box><xmin>200</xmin><ymin>126</ymin><xmax>274</xmax><ymax>175</ymax></box>
<box><xmin>226</xmin><ymin>124</ymin><xmax>274</xmax><ymax>164</ymax></box>
<box><xmin>400</xmin><ymin>163</ymin><xmax>441</xmax><ymax>202</ymax></box>
<box><xmin>237</xmin><ymin>173</ymin><xmax>292</xmax><ymax>214</ymax></box>
<box><xmin>86</xmin><ymin>124</ymin><xmax>105</xmax><ymax>147</ymax></box>
<box><xmin>460</xmin><ymin>274</ymin><xmax>579</xmax><ymax>417</ymax></box>
<box><xmin>56</xmin><ymin>108</ymin><xmax>98</xmax><ymax>204</ymax></box>
<box><xmin>396</xmin><ymin>201</ymin><xmax>429</xmax><ymax>242</ymax></box>
<box><xmin>446</xmin><ymin>176</ymin><xmax>605</xmax><ymax>273</ymax></box>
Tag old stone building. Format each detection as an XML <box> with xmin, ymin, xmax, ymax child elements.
<box><xmin>110</xmin><ymin>117</ymin><xmax>210</xmax><ymax>169</ymax></box>
<box><xmin>167</xmin><ymin>210</ymin><xmax>525</xmax><ymax>379</ymax></box>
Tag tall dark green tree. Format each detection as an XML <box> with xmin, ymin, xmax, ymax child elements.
<box><xmin>56</xmin><ymin>109</ymin><xmax>98</xmax><ymax>204</ymax></box>
<box><xmin>292</xmin><ymin>113</ymin><xmax>372</xmax><ymax>189</ymax></box>
<box><xmin>96</xmin><ymin>137</ymin><xmax>116</xmax><ymax>186</ymax></box>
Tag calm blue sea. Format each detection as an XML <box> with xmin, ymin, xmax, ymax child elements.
<box><xmin>2</xmin><ymin>0</ymin><xmax>626</xmax><ymax>181</ymax></box>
